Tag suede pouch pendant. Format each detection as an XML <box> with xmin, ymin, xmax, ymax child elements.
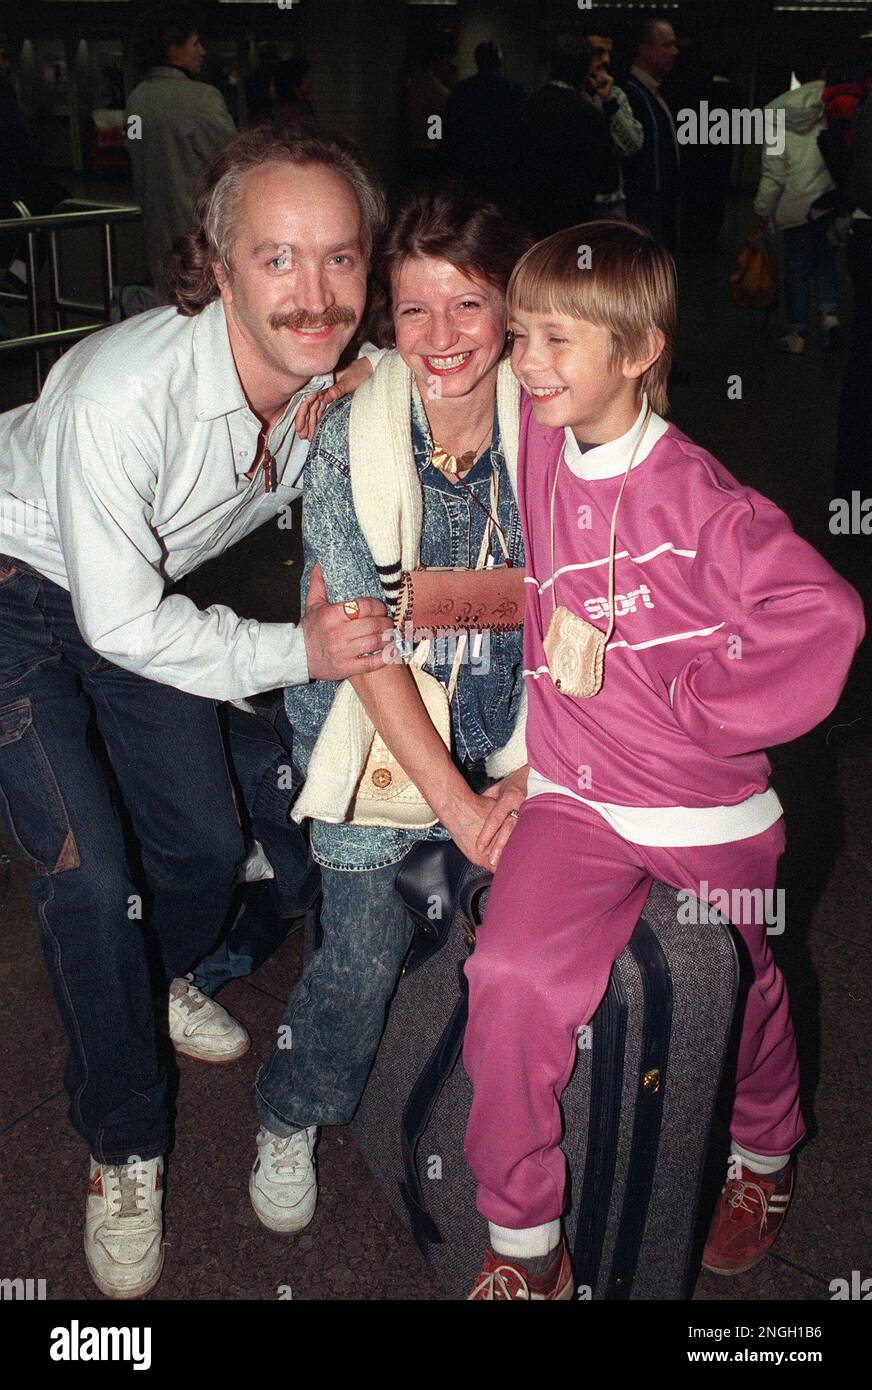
<box><xmin>545</xmin><ymin>405</ymin><xmax>651</xmax><ymax>701</ymax></box>
<box><xmin>543</xmin><ymin>604</ymin><xmax>606</xmax><ymax>697</ymax></box>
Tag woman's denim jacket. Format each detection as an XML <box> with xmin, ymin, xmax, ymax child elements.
<box><xmin>284</xmin><ymin>386</ymin><xmax>525</xmax><ymax>872</ymax></box>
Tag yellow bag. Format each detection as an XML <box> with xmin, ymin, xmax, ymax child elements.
<box><xmin>730</xmin><ymin>231</ymin><xmax>777</xmax><ymax>311</ymax></box>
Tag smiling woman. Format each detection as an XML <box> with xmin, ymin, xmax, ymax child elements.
<box><xmin>249</xmin><ymin>185</ymin><xmax>534</xmax><ymax>1235</ymax></box>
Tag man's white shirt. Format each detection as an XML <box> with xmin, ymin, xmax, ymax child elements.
<box><xmin>0</xmin><ymin>298</ymin><xmax>364</xmax><ymax>700</ymax></box>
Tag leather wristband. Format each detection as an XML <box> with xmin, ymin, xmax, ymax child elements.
<box><xmin>394</xmin><ymin>566</ymin><xmax>526</xmax><ymax>633</ymax></box>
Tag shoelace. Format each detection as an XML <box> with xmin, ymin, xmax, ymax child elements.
<box><xmin>470</xmin><ymin>1264</ymin><xmax>530</xmax><ymax>1300</ymax></box>
<box><xmin>263</xmin><ymin>1130</ymin><xmax>313</xmax><ymax>1180</ymax></box>
<box><xmin>104</xmin><ymin>1164</ymin><xmax>151</xmax><ymax>1222</ymax></box>
<box><xmin>728</xmin><ymin>1178</ymin><xmax>771</xmax><ymax>1233</ymax></box>
<box><xmin>175</xmin><ymin>976</ymin><xmax>208</xmax><ymax>1016</ymax></box>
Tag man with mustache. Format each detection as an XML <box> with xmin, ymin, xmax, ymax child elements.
<box><xmin>0</xmin><ymin>127</ymin><xmax>387</xmax><ymax>1299</ymax></box>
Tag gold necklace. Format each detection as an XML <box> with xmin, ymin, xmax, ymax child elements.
<box><xmin>429</xmin><ymin>425</ymin><xmax>492</xmax><ymax>478</ymax></box>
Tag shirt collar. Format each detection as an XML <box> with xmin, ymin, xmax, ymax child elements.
<box><xmin>631</xmin><ymin>64</ymin><xmax>661</xmax><ymax>95</ymax></box>
<box><xmin>562</xmin><ymin>394</ymin><xmax>669</xmax><ymax>481</ymax></box>
<box><xmin>147</xmin><ymin>65</ymin><xmax>191</xmax><ymax>81</ymax></box>
<box><xmin>192</xmin><ymin>297</ymin><xmax>332</xmax><ymax>425</ymax></box>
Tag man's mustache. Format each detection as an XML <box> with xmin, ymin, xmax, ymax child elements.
<box><xmin>269</xmin><ymin>306</ymin><xmax>358</xmax><ymax>331</ymax></box>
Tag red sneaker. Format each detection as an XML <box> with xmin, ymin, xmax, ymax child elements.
<box><xmin>702</xmin><ymin>1159</ymin><xmax>795</xmax><ymax>1275</ymax></box>
<box><xmin>468</xmin><ymin>1241</ymin><xmax>574</xmax><ymax>1300</ymax></box>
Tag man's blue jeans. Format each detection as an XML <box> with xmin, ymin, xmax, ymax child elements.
<box><xmin>191</xmin><ymin>697</ymin><xmax>320</xmax><ymax>996</ymax></box>
<box><xmin>782</xmin><ymin>214</ymin><xmax>839</xmax><ymax>334</ymax></box>
<box><xmin>0</xmin><ymin>556</ymin><xmax>266</xmax><ymax>1162</ymax></box>
<box><xmin>254</xmin><ymin>862</ymin><xmax>415</xmax><ymax>1135</ymax></box>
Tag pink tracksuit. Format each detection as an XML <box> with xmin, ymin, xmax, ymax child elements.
<box><xmin>463</xmin><ymin>393</ymin><xmax>865</xmax><ymax>1233</ymax></box>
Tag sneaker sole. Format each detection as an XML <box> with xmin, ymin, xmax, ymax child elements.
<box><xmin>248</xmin><ymin>1172</ymin><xmax>316</xmax><ymax>1234</ymax></box>
<box><xmin>171</xmin><ymin>1036</ymin><xmax>251</xmax><ymax>1064</ymax></box>
<box><xmin>85</xmin><ymin>1240</ymin><xmax>166</xmax><ymax>1300</ymax></box>
<box><xmin>702</xmin><ymin>1243</ymin><xmax>780</xmax><ymax>1277</ymax></box>
<box><xmin>702</xmin><ymin>1259</ymin><xmax>764</xmax><ymax>1276</ymax></box>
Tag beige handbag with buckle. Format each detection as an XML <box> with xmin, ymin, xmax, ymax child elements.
<box><xmin>349</xmin><ymin>635</ymin><xmax>466</xmax><ymax>829</ymax></box>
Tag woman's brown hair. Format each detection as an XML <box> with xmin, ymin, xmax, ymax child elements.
<box><xmin>370</xmin><ymin>182</ymin><xmax>531</xmax><ymax>346</ymax></box>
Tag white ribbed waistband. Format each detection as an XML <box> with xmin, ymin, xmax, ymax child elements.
<box><xmin>526</xmin><ymin>770</ymin><xmax>784</xmax><ymax>847</ymax></box>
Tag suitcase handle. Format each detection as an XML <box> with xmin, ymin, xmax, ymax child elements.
<box><xmin>398</xmin><ymin>986</ymin><xmax>469</xmax><ymax>1250</ymax></box>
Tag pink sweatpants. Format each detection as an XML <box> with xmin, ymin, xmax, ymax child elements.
<box><xmin>462</xmin><ymin>794</ymin><xmax>805</xmax><ymax>1232</ymax></box>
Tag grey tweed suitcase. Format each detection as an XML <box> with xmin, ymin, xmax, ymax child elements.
<box><xmin>350</xmin><ymin>848</ymin><xmax>738</xmax><ymax>1300</ymax></box>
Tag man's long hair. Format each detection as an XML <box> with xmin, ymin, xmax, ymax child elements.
<box><xmin>166</xmin><ymin>124</ymin><xmax>388</xmax><ymax>316</ymax></box>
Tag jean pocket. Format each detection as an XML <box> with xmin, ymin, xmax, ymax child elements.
<box><xmin>0</xmin><ymin>698</ymin><xmax>80</xmax><ymax>872</ymax></box>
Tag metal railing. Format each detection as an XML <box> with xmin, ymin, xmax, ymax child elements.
<box><xmin>0</xmin><ymin>200</ymin><xmax>142</xmax><ymax>393</ymax></box>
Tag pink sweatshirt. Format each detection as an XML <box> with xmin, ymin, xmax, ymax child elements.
<box><xmin>520</xmin><ymin>393</ymin><xmax>865</xmax><ymax>842</ymax></box>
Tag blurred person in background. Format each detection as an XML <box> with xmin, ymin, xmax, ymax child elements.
<box><xmin>753</xmin><ymin>57</ymin><xmax>840</xmax><ymax>355</ymax></box>
<box><xmin>403</xmin><ymin>37</ymin><xmax>453</xmax><ymax>186</ymax></box>
<box><xmin>834</xmin><ymin>53</ymin><xmax>872</xmax><ymax>497</ymax></box>
<box><xmin>125</xmin><ymin>1</ymin><xmax>236</xmax><ymax>303</ymax></box>
<box><xmin>443</xmin><ymin>42</ymin><xmax>523</xmax><ymax>210</ymax></box>
<box><xmin>519</xmin><ymin>35</ymin><xmax>613</xmax><ymax>240</ymax></box>
<box><xmin>581</xmin><ymin>28</ymin><xmax>643</xmax><ymax>221</ymax></box>
<box><xmin>244</xmin><ymin>41</ymin><xmax>280</xmax><ymax>126</ymax></box>
<box><xmin>623</xmin><ymin>15</ymin><xmax>681</xmax><ymax>249</ymax></box>
<box><xmin>669</xmin><ymin>43</ymin><xmax>741</xmax><ymax>251</ymax></box>
<box><xmin>0</xmin><ymin>35</ymin><xmax>68</xmax><ymax>311</ymax></box>
<box><xmin>273</xmin><ymin>56</ymin><xmax>317</xmax><ymax>134</ymax></box>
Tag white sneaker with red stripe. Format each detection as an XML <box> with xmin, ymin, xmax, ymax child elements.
<box><xmin>84</xmin><ymin>1155</ymin><xmax>165</xmax><ymax>1299</ymax></box>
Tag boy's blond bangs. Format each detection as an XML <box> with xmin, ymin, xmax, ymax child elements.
<box><xmin>507</xmin><ymin>221</ymin><xmax>676</xmax><ymax>416</ymax></box>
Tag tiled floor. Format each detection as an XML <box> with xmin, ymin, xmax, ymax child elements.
<box><xmin>1</xmin><ymin>189</ymin><xmax>870</xmax><ymax>1301</ymax></box>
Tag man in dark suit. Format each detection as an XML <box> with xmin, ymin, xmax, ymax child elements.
<box><xmin>622</xmin><ymin>15</ymin><xmax>681</xmax><ymax>250</ymax></box>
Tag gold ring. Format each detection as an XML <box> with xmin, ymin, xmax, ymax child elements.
<box><xmin>343</xmin><ymin>601</ymin><xmax>360</xmax><ymax>620</ymax></box>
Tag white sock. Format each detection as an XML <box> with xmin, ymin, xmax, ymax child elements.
<box><xmin>731</xmin><ymin>1141</ymin><xmax>790</xmax><ymax>1176</ymax></box>
<box><xmin>488</xmin><ymin>1219</ymin><xmax>561</xmax><ymax>1261</ymax></box>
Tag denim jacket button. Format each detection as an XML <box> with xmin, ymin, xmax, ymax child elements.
<box><xmin>372</xmin><ymin>767</ymin><xmax>392</xmax><ymax>789</ymax></box>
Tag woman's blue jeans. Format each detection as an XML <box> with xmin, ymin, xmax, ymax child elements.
<box><xmin>254</xmin><ymin>861</ymin><xmax>415</xmax><ymax>1135</ymax></box>
<box><xmin>782</xmin><ymin>215</ymin><xmax>839</xmax><ymax>334</ymax></box>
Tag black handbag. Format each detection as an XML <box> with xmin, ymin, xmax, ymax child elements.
<box><xmin>394</xmin><ymin>839</ymin><xmax>491</xmax><ymax>975</ymax></box>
